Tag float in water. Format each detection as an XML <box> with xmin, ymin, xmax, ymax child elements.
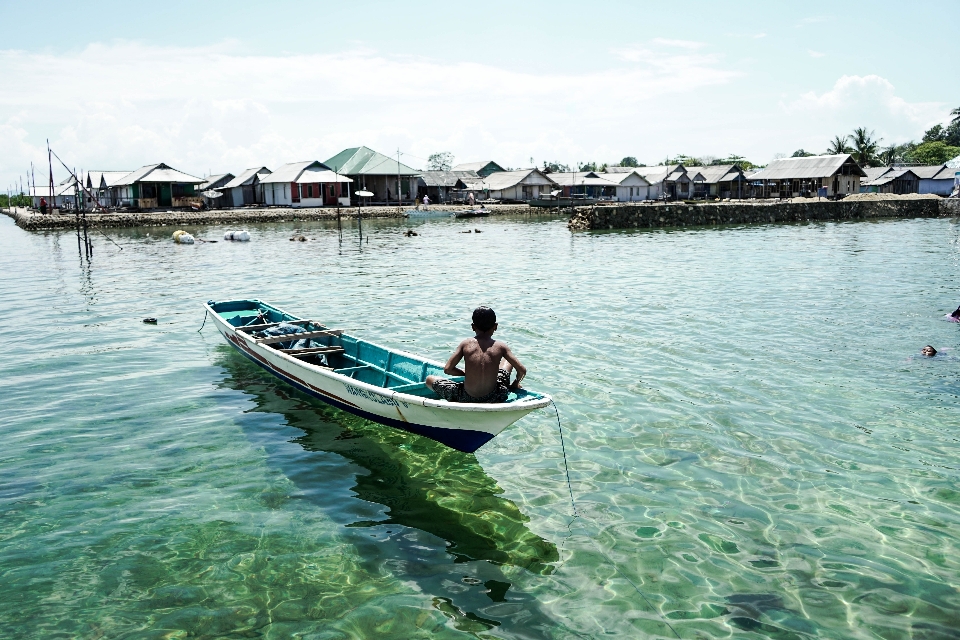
<box><xmin>205</xmin><ymin>299</ymin><xmax>551</xmax><ymax>452</ymax></box>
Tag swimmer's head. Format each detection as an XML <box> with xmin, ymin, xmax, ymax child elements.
<box><xmin>921</xmin><ymin>345</ymin><xmax>937</xmax><ymax>357</ymax></box>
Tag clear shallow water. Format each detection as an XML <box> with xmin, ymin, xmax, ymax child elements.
<box><xmin>1</xmin><ymin>212</ymin><xmax>959</xmax><ymax>638</ymax></box>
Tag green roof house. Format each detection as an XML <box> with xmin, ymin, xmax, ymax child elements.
<box><xmin>325</xmin><ymin>146</ymin><xmax>421</xmax><ymax>204</ymax></box>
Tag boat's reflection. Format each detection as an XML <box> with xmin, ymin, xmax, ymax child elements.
<box><xmin>216</xmin><ymin>347</ymin><xmax>559</xmax><ymax>633</ymax></box>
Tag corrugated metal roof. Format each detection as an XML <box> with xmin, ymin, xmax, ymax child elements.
<box><xmin>548</xmin><ymin>171</ymin><xmax>618</xmax><ymax>187</ymax></box>
<box><xmin>325</xmin><ymin>146</ymin><xmax>419</xmax><ymax>176</ymax></box>
<box><xmin>635</xmin><ymin>164</ymin><xmax>684</xmax><ymax>183</ymax></box>
<box><xmin>223</xmin><ymin>167</ymin><xmax>271</xmax><ymax>189</ymax></box>
<box><xmin>295</xmin><ymin>167</ymin><xmax>352</xmax><ymax>184</ymax></box>
<box><xmin>934</xmin><ymin>165</ymin><xmax>960</xmax><ymax>179</ymax></box>
<box><xmin>599</xmin><ymin>170</ymin><xmax>650</xmax><ymax>185</ymax></box>
<box><xmin>861</xmin><ymin>166</ymin><xmax>893</xmax><ymax>183</ymax></box>
<box><xmin>682</xmin><ymin>165</ymin><xmax>743</xmax><ymax>184</ymax></box>
<box><xmin>419</xmin><ymin>170</ymin><xmax>481</xmax><ymax>188</ymax></box>
<box><xmin>911</xmin><ymin>165</ymin><xmax>948</xmax><ymax>179</ymax></box>
<box><xmin>749</xmin><ymin>154</ymin><xmax>866</xmax><ymax>180</ymax></box>
<box><xmin>31</xmin><ymin>180</ymin><xmax>77</xmax><ymax>197</ymax></box>
<box><xmin>482</xmin><ymin>169</ymin><xmax>557</xmax><ymax>191</ymax></box>
<box><xmin>113</xmin><ymin>163</ymin><xmax>204</xmax><ymax>186</ymax></box>
<box><xmin>864</xmin><ymin>168</ymin><xmax>918</xmax><ymax>186</ymax></box>
<box><xmin>259</xmin><ymin>161</ymin><xmax>326</xmax><ymax>184</ymax></box>
<box><xmin>198</xmin><ymin>173</ymin><xmax>234</xmax><ymax>191</ymax></box>
<box><xmin>603</xmin><ymin>166</ymin><xmax>639</xmax><ymax>173</ymax></box>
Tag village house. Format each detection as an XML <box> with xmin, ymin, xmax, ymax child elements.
<box><xmin>221</xmin><ymin>167</ymin><xmax>272</xmax><ymax>207</ymax></box>
<box><xmin>598</xmin><ymin>168</ymin><xmax>653</xmax><ymax>201</ymax></box>
<box><xmin>746</xmin><ymin>154</ymin><xmax>865</xmax><ymax>198</ymax></box>
<box><xmin>451</xmin><ymin>160</ymin><xmax>505</xmax><ymax>178</ymax></box>
<box><xmin>112</xmin><ymin>163</ymin><xmax>205</xmax><ymax>209</ymax></box>
<box><xmin>860</xmin><ymin>168</ymin><xmax>920</xmax><ymax>194</ymax></box>
<box><xmin>84</xmin><ymin>171</ymin><xmax>133</xmax><ymax>208</ymax></box>
<box><xmin>260</xmin><ymin>161</ymin><xmax>352</xmax><ymax>208</ymax></box>
<box><xmin>481</xmin><ymin>169</ymin><xmax>557</xmax><ymax>202</ymax></box>
<box><xmin>913</xmin><ymin>165</ymin><xmax>959</xmax><ymax>196</ymax></box>
<box><xmin>417</xmin><ymin>170</ymin><xmax>482</xmax><ymax>204</ymax></box>
<box><xmin>680</xmin><ymin>165</ymin><xmax>747</xmax><ymax>199</ymax></box>
<box><xmin>325</xmin><ymin>146</ymin><xmax>419</xmax><ymax>205</ymax></box>
<box><xmin>29</xmin><ymin>177</ymin><xmax>78</xmax><ymax>210</ymax></box>
<box><xmin>634</xmin><ymin>165</ymin><xmax>692</xmax><ymax>201</ymax></box>
<box><xmin>198</xmin><ymin>173</ymin><xmax>235</xmax><ymax>208</ymax></box>
<box><xmin>548</xmin><ymin>171</ymin><xmax>619</xmax><ymax>200</ymax></box>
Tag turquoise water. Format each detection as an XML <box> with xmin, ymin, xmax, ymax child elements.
<box><xmin>1</xmin><ymin>212</ymin><xmax>959</xmax><ymax>638</ymax></box>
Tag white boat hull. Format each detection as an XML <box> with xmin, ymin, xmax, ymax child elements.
<box><xmin>206</xmin><ymin>302</ymin><xmax>550</xmax><ymax>452</ymax></box>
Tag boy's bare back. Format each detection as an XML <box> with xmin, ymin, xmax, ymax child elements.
<box><xmin>425</xmin><ymin>306</ymin><xmax>527</xmax><ymax>403</ymax></box>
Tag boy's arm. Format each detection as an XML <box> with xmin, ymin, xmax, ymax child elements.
<box><xmin>443</xmin><ymin>341</ymin><xmax>467</xmax><ymax>376</ymax></box>
<box><xmin>501</xmin><ymin>344</ymin><xmax>527</xmax><ymax>389</ymax></box>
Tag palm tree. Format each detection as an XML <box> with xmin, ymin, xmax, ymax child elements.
<box><xmin>827</xmin><ymin>134</ymin><xmax>852</xmax><ymax>155</ymax></box>
<box><xmin>951</xmin><ymin>106</ymin><xmax>960</xmax><ymax>125</ymax></box>
<box><xmin>849</xmin><ymin>127</ymin><xmax>881</xmax><ymax>167</ymax></box>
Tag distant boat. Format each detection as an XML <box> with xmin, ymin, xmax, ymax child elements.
<box><xmin>405</xmin><ymin>208</ymin><xmax>454</xmax><ymax>218</ymax></box>
<box><xmin>206</xmin><ymin>299</ymin><xmax>551</xmax><ymax>452</ymax></box>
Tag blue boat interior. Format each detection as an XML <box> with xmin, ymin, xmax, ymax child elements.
<box><xmin>210</xmin><ymin>299</ymin><xmax>539</xmax><ymax>403</ymax></box>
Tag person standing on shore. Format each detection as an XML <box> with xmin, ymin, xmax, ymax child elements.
<box><xmin>39</xmin><ymin>197</ymin><xmax>47</xmax><ymax>215</ymax></box>
<box><xmin>468</xmin><ymin>192</ymin><xmax>475</xmax><ymax>206</ymax></box>
<box><xmin>423</xmin><ymin>194</ymin><xmax>430</xmax><ymax>210</ymax></box>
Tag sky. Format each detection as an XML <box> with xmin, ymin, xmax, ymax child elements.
<box><xmin>1</xmin><ymin>0</ymin><xmax>958</xmax><ymax>188</ymax></box>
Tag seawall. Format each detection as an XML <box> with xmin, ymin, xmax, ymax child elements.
<box><xmin>567</xmin><ymin>195</ymin><xmax>959</xmax><ymax>231</ymax></box>
<box><xmin>6</xmin><ymin>203</ymin><xmax>540</xmax><ymax>231</ymax></box>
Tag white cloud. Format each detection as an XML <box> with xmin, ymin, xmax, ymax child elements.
<box><xmin>0</xmin><ymin>40</ymin><xmax>741</xmax><ymax>183</ymax></box>
<box><xmin>781</xmin><ymin>74</ymin><xmax>947</xmax><ymax>147</ymax></box>
<box><xmin>649</xmin><ymin>38</ymin><xmax>705</xmax><ymax>49</ymax></box>
<box><xmin>808</xmin><ymin>50</ymin><xmax>826</xmax><ymax>58</ymax></box>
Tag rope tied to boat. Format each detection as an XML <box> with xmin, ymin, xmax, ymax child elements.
<box><xmin>549</xmin><ymin>399</ymin><xmax>681</xmax><ymax>640</ymax></box>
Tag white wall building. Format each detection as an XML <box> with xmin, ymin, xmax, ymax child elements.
<box><xmin>261</xmin><ymin>161</ymin><xmax>352</xmax><ymax>207</ymax></box>
<box><xmin>482</xmin><ymin>169</ymin><xmax>557</xmax><ymax>201</ymax></box>
<box><xmin>600</xmin><ymin>169</ymin><xmax>653</xmax><ymax>201</ymax></box>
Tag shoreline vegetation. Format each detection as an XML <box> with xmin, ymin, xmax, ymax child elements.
<box><xmin>4</xmin><ymin>193</ymin><xmax>956</xmax><ymax>233</ymax></box>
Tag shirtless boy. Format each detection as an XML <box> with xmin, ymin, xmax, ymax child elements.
<box><xmin>426</xmin><ymin>306</ymin><xmax>526</xmax><ymax>403</ymax></box>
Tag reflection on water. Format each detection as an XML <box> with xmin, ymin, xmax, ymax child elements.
<box><xmin>215</xmin><ymin>345</ymin><xmax>561</xmax><ymax>633</ymax></box>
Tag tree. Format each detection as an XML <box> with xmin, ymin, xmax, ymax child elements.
<box><xmin>791</xmin><ymin>149</ymin><xmax>815</xmax><ymax>157</ymax></box>
<box><xmin>907</xmin><ymin>141</ymin><xmax>960</xmax><ymax>165</ymax></box>
<box><xmin>827</xmin><ymin>134</ymin><xmax>853</xmax><ymax>155</ymax></box>
<box><xmin>427</xmin><ymin>152</ymin><xmax>454</xmax><ymax>171</ymax></box>
<box><xmin>541</xmin><ymin>161</ymin><xmax>571</xmax><ymax>173</ymax></box>
<box><xmin>923</xmin><ymin>124</ymin><xmax>946</xmax><ymax>143</ymax></box>
<box><xmin>619</xmin><ymin>156</ymin><xmax>639</xmax><ymax>167</ymax></box>
<box><xmin>579</xmin><ymin>161</ymin><xmax>598</xmax><ymax>171</ymax></box>
<box><xmin>849</xmin><ymin>127</ymin><xmax>882</xmax><ymax>166</ymax></box>
<box><xmin>952</xmin><ymin>106</ymin><xmax>960</xmax><ymax>125</ymax></box>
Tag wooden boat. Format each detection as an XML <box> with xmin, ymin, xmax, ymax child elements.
<box><xmin>205</xmin><ymin>299</ymin><xmax>551</xmax><ymax>452</ymax></box>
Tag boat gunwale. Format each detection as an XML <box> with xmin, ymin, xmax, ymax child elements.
<box><xmin>205</xmin><ymin>300</ymin><xmax>552</xmax><ymax>413</ymax></box>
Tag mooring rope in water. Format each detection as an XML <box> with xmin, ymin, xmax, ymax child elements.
<box><xmin>549</xmin><ymin>400</ymin><xmax>682</xmax><ymax>640</ymax></box>
<box><xmin>197</xmin><ymin>309</ymin><xmax>208</xmax><ymax>332</ymax></box>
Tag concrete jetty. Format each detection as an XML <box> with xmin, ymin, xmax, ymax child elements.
<box><xmin>5</xmin><ymin>203</ymin><xmax>543</xmax><ymax>231</ymax></box>
<box><xmin>567</xmin><ymin>194</ymin><xmax>959</xmax><ymax>231</ymax></box>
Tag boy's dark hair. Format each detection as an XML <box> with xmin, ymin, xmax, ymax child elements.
<box><xmin>472</xmin><ymin>306</ymin><xmax>497</xmax><ymax>331</ymax></box>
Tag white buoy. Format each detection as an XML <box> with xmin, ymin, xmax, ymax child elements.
<box><xmin>235</xmin><ymin>230</ymin><xmax>250</xmax><ymax>242</ymax></box>
<box><xmin>223</xmin><ymin>230</ymin><xmax>234</xmax><ymax>240</ymax></box>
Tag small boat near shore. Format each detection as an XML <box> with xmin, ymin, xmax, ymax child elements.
<box><xmin>205</xmin><ymin>299</ymin><xmax>551</xmax><ymax>452</ymax></box>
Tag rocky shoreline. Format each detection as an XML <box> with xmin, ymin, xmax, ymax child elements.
<box><xmin>5</xmin><ymin>203</ymin><xmax>546</xmax><ymax>231</ymax></box>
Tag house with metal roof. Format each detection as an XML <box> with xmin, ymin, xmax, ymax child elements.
<box><xmin>912</xmin><ymin>165</ymin><xmax>958</xmax><ymax>196</ymax></box>
<box><xmin>260</xmin><ymin>161</ymin><xmax>352</xmax><ymax>208</ymax></box>
<box><xmin>451</xmin><ymin>161</ymin><xmax>505</xmax><ymax>178</ymax></box>
<box><xmin>634</xmin><ymin>165</ymin><xmax>692</xmax><ymax>201</ymax></box>
<box><xmin>325</xmin><ymin>146</ymin><xmax>420</xmax><ymax>205</ymax></box>
<box><xmin>198</xmin><ymin>173</ymin><xmax>235</xmax><ymax>208</ymax></box>
<box><xmin>221</xmin><ymin>167</ymin><xmax>272</xmax><ymax>207</ymax></box>
<box><xmin>482</xmin><ymin>169</ymin><xmax>557</xmax><ymax>202</ymax></box>
<box><xmin>111</xmin><ymin>163</ymin><xmax>205</xmax><ymax>209</ymax></box>
<box><xmin>860</xmin><ymin>168</ymin><xmax>919</xmax><ymax>194</ymax></box>
<box><xmin>417</xmin><ymin>170</ymin><xmax>483</xmax><ymax>204</ymax></box>
<box><xmin>746</xmin><ymin>154</ymin><xmax>865</xmax><ymax>198</ymax></box>
<box><xmin>30</xmin><ymin>178</ymin><xmax>79</xmax><ymax>210</ymax></box>
<box><xmin>549</xmin><ymin>171</ymin><xmax>619</xmax><ymax>200</ymax></box>
<box><xmin>82</xmin><ymin>170</ymin><xmax>133</xmax><ymax>208</ymax></box>
<box><xmin>680</xmin><ymin>165</ymin><xmax>747</xmax><ymax>199</ymax></box>
<box><xmin>597</xmin><ymin>170</ymin><xmax>653</xmax><ymax>201</ymax></box>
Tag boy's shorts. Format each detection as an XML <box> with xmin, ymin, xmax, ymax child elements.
<box><xmin>432</xmin><ymin>369</ymin><xmax>510</xmax><ymax>404</ymax></box>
